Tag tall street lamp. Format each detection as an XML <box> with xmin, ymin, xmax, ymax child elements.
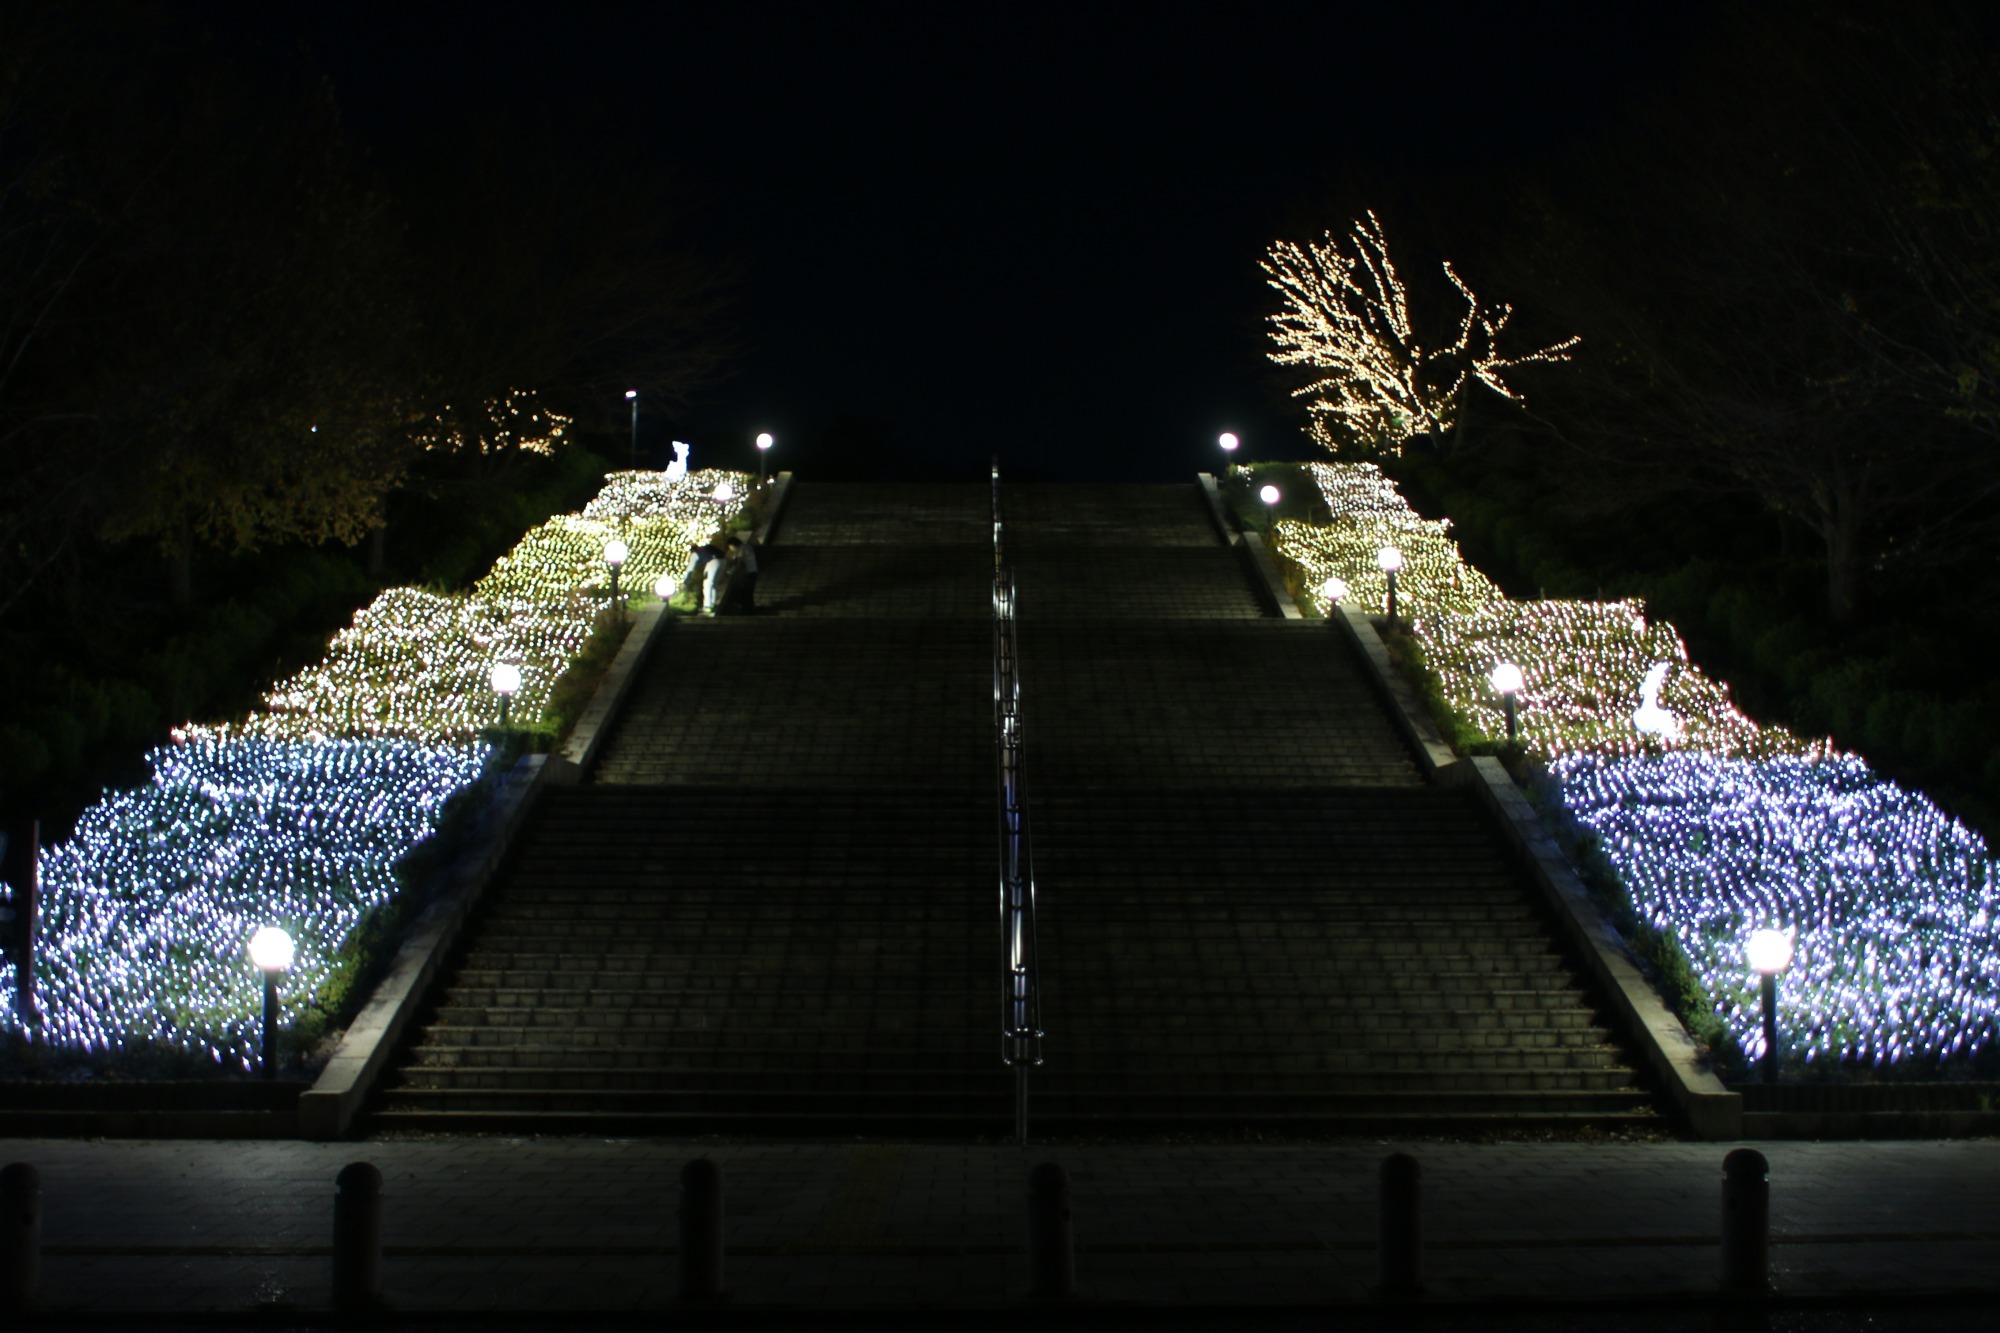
<box><xmin>1490</xmin><ymin>662</ymin><xmax>1524</xmax><ymax>742</ymax></box>
<box><xmin>1218</xmin><ymin>432</ymin><xmax>1239</xmax><ymax>476</ymax></box>
<box><xmin>1747</xmin><ymin>928</ymin><xmax>1792</xmax><ymax>1084</ymax></box>
<box><xmin>756</xmin><ymin>432</ymin><xmax>774</xmax><ymax>486</ymax></box>
<box><xmin>1377</xmin><ymin>546</ymin><xmax>1404</xmax><ymax>624</ymax></box>
<box><xmin>625</xmin><ymin>390</ymin><xmax>639</xmax><ymax>467</ymax></box>
<box><xmin>490</xmin><ymin>662</ymin><xmax>522</xmax><ymax>728</ymax></box>
<box><xmin>1258</xmin><ymin>484</ymin><xmax>1280</xmax><ymax>535</ymax></box>
<box><xmin>247</xmin><ymin>926</ymin><xmax>294</xmax><ymax>1081</ymax></box>
<box><xmin>604</xmin><ymin>538</ymin><xmax>629</xmax><ymax>602</ymax></box>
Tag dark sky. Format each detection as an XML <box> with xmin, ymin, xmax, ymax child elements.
<box><xmin>224</xmin><ymin>2</ymin><xmax>1718</xmax><ymax>482</ymax></box>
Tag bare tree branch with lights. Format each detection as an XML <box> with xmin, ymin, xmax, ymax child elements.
<box><xmin>1263</xmin><ymin>212</ymin><xmax>1579</xmax><ymax>457</ymax></box>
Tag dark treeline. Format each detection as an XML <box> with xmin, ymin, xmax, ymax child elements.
<box><xmin>1283</xmin><ymin>3</ymin><xmax>2000</xmax><ymax>832</ymax></box>
<box><xmin>0</xmin><ymin>5</ymin><xmax>733</xmax><ymax>819</ymax></box>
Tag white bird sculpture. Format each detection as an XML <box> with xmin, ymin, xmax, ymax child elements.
<box><xmin>1633</xmin><ymin>661</ymin><xmax>1684</xmax><ymax>742</ymax></box>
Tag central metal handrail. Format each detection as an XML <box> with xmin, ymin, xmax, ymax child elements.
<box><xmin>992</xmin><ymin>460</ymin><xmax>1043</xmax><ymax>1145</ymax></box>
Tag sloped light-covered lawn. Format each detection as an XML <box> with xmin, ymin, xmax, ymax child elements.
<box><xmin>1275</xmin><ymin>461</ymin><xmax>2000</xmax><ymax>1070</ymax></box>
<box><xmin>1</xmin><ymin>469</ymin><xmax>750</xmax><ymax>1066</ymax></box>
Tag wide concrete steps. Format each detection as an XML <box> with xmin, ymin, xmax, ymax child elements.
<box><xmin>372</xmin><ymin>786</ymin><xmax>1007</xmax><ymax>1135</ymax></box>
<box><xmin>1017</xmin><ymin>621</ymin><xmax>1424</xmax><ymax>789</ymax></box>
<box><xmin>587</xmin><ymin>618</ymin><xmax>990</xmax><ymax>787</ymax></box>
<box><xmin>1021</xmin><ymin>786</ymin><xmax>1660</xmax><ymax>1131</ymax></box>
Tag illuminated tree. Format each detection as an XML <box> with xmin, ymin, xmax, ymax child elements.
<box><xmin>1263</xmin><ymin>212</ymin><xmax>1579</xmax><ymax>457</ymax></box>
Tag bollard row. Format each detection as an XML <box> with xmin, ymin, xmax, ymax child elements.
<box><xmin>0</xmin><ymin>1151</ymin><xmax>1782</xmax><ymax>1308</ymax></box>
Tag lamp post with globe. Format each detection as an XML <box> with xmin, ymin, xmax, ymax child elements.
<box><xmin>247</xmin><ymin>926</ymin><xmax>294</xmax><ymax>1080</ymax></box>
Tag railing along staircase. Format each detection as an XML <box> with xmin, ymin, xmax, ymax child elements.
<box><xmin>992</xmin><ymin>462</ymin><xmax>1043</xmax><ymax>1144</ymax></box>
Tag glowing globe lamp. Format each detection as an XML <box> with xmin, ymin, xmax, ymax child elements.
<box><xmin>604</xmin><ymin>538</ymin><xmax>629</xmax><ymax>600</ymax></box>
<box><xmin>756</xmin><ymin>432</ymin><xmax>774</xmax><ymax>484</ymax></box>
<box><xmin>1747</xmin><ymin>927</ymin><xmax>1794</xmax><ymax>1084</ymax></box>
<box><xmin>1377</xmin><ymin>546</ymin><xmax>1404</xmax><ymax>622</ymax></box>
<box><xmin>491</xmin><ymin>661</ymin><xmax>522</xmax><ymax>727</ymax></box>
<box><xmin>248</xmin><ymin>925</ymin><xmax>293</xmax><ymax>1080</ymax></box>
<box><xmin>1322</xmin><ymin>575</ymin><xmax>1348</xmax><ymax>612</ymax></box>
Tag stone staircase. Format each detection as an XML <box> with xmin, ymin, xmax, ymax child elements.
<box><xmin>370</xmin><ymin>479</ymin><xmax>1661</xmax><ymax>1136</ymax></box>
<box><xmin>373</xmin><ymin>786</ymin><xmax>1004</xmax><ymax>1133</ymax></box>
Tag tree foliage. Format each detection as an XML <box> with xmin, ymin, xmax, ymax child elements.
<box><xmin>1263</xmin><ymin>211</ymin><xmax>1578</xmax><ymax>457</ymax></box>
<box><xmin>1496</xmin><ymin>2</ymin><xmax>2000</xmax><ymax>623</ymax></box>
<box><xmin>0</xmin><ymin>6</ymin><xmax>734</xmax><ymax>621</ymax></box>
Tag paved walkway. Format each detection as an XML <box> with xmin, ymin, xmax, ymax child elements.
<box><xmin>5</xmin><ymin>1137</ymin><xmax>1996</xmax><ymax>1314</ymax></box>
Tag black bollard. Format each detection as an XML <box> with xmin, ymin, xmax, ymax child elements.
<box><xmin>331</xmin><ymin>1161</ymin><xmax>382</xmax><ymax>1308</ymax></box>
<box><xmin>1720</xmin><ymin>1148</ymin><xmax>1770</xmax><ymax>1294</ymax></box>
<box><xmin>1026</xmin><ymin>1161</ymin><xmax>1074</xmax><ymax>1300</ymax></box>
<box><xmin>1</xmin><ymin>1163</ymin><xmax>38</xmax><ymax>1310</ymax></box>
<box><xmin>1378</xmin><ymin>1152</ymin><xmax>1422</xmax><ymax>1297</ymax></box>
<box><xmin>678</xmin><ymin>1158</ymin><xmax>724</xmax><ymax>1302</ymax></box>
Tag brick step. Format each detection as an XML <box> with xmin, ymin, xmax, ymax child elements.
<box><xmin>430</xmin><ymin>982</ymin><xmax>1598</xmax><ymax>1016</ymax></box>
<box><xmin>396</xmin><ymin>1064</ymin><xmax>997</xmax><ymax>1091</ymax></box>
<box><xmin>470</xmin><ymin>916</ymin><xmax>978</xmax><ymax>935</ymax></box>
<box><xmin>364</xmin><ymin>1104</ymin><xmax>1660</xmax><ymax>1138</ymax></box>
<box><xmin>405</xmin><ymin>1047</ymin><xmax>994</xmax><ymax>1073</ymax></box>
<box><xmin>407</xmin><ymin>1025</ymin><xmax>1629</xmax><ymax>1074</ymax></box>
<box><xmin>375</xmin><ymin>1087</ymin><xmax>1011</xmax><ymax>1116</ymax></box>
<box><xmin>436</xmin><ymin>985</ymin><xmax>1603</xmax><ymax>1022</ymax></box>
<box><xmin>412</xmin><ymin>1024</ymin><xmax>987</xmax><ymax>1050</ymax></box>
<box><xmin>374</xmin><ymin>1076</ymin><xmax>1648</xmax><ymax>1118</ymax></box>
<box><xmin>446</xmin><ymin>957</ymin><xmax>1587</xmax><ymax>988</ymax></box>
<box><xmin>418</xmin><ymin>1009</ymin><xmax>1610</xmax><ymax>1050</ymax></box>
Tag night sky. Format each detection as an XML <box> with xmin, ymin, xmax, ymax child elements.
<box><xmin>220</xmin><ymin>2</ymin><xmax>1717</xmax><ymax>482</ymax></box>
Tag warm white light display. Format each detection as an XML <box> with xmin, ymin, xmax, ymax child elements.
<box><xmin>3</xmin><ymin>467</ymin><xmax>752</xmax><ymax>1064</ymax></box>
<box><xmin>1263</xmin><ymin>212</ymin><xmax>1580</xmax><ymax>455</ymax></box>
<box><xmin>248</xmin><ymin>926</ymin><xmax>295</xmax><ymax>973</ymax></box>
<box><xmin>0</xmin><ymin>738</ymin><xmax>491</xmax><ymax>1063</ymax></box>
<box><xmin>183</xmin><ymin>588</ymin><xmax>599</xmax><ymax>743</ymax></box>
<box><xmin>1273</xmin><ymin>458</ymin><xmax>1999</xmax><ymax>1070</ymax></box>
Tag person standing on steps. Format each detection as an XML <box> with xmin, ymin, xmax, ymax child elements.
<box><xmin>724</xmin><ymin>534</ymin><xmax>758</xmax><ymax>614</ymax></box>
<box><xmin>681</xmin><ymin>539</ymin><xmax>723</xmax><ymax>613</ymax></box>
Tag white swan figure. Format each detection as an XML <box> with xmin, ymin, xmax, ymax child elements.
<box><xmin>664</xmin><ymin>441</ymin><xmax>690</xmax><ymax>482</ymax></box>
<box><xmin>1633</xmin><ymin>661</ymin><xmax>1684</xmax><ymax>742</ymax></box>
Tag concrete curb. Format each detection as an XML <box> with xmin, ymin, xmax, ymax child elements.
<box><xmin>1195</xmin><ymin>471</ymin><xmax>1240</xmax><ymax>545</ymax></box>
<box><xmin>1330</xmin><ymin>606</ymin><xmax>1461</xmax><ymax>778</ymax></box>
<box><xmin>549</xmin><ymin>601</ymin><xmax>670</xmax><ymax>784</ymax></box>
<box><xmin>1238</xmin><ymin>532</ymin><xmax>1303</xmax><ymax>620</ymax></box>
<box><xmin>298</xmin><ymin>754</ymin><xmax>551</xmax><ymax>1140</ymax></box>
<box><xmin>1330</xmin><ymin>607</ymin><xmax>1742</xmax><ymax>1139</ymax></box>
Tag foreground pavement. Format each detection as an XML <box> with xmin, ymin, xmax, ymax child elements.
<box><xmin>1</xmin><ymin>1136</ymin><xmax>1995</xmax><ymax>1318</ymax></box>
